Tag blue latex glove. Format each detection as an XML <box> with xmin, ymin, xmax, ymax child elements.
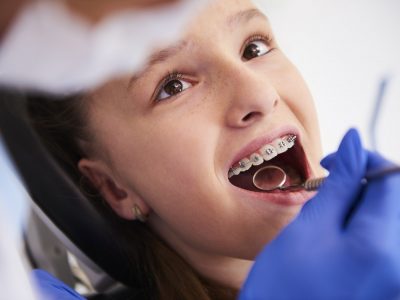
<box><xmin>32</xmin><ymin>269</ymin><xmax>86</xmax><ymax>300</ymax></box>
<box><xmin>240</xmin><ymin>129</ymin><xmax>400</xmax><ymax>300</ymax></box>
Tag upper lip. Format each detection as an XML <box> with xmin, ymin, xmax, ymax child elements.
<box><xmin>226</xmin><ymin>125</ymin><xmax>302</xmax><ymax>173</ymax></box>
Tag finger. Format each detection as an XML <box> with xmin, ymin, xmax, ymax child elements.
<box><xmin>320</xmin><ymin>152</ymin><xmax>336</xmax><ymax>170</ymax></box>
<box><xmin>366</xmin><ymin>151</ymin><xmax>397</xmax><ymax>172</ymax></box>
<box><xmin>300</xmin><ymin>129</ymin><xmax>368</xmax><ymax>227</ymax></box>
<box><xmin>323</xmin><ymin>129</ymin><xmax>366</xmax><ymax>185</ymax></box>
<box><xmin>348</xmin><ymin>152</ymin><xmax>400</xmax><ymax>233</ymax></box>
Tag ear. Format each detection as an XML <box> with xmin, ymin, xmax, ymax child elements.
<box><xmin>78</xmin><ymin>158</ymin><xmax>150</xmax><ymax>221</ymax></box>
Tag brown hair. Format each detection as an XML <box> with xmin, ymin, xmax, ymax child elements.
<box><xmin>27</xmin><ymin>93</ymin><xmax>238</xmax><ymax>300</ymax></box>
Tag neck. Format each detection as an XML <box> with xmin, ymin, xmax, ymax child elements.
<box><xmin>191</xmin><ymin>254</ymin><xmax>253</xmax><ymax>290</ymax></box>
<box><xmin>168</xmin><ymin>235</ymin><xmax>253</xmax><ymax>289</ymax></box>
<box><xmin>151</xmin><ymin>216</ymin><xmax>254</xmax><ymax>290</ymax></box>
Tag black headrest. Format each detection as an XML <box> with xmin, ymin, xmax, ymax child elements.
<box><xmin>0</xmin><ymin>89</ymin><xmax>137</xmax><ymax>292</ymax></box>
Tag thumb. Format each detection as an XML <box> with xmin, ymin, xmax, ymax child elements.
<box><xmin>347</xmin><ymin>151</ymin><xmax>400</xmax><ymax>233</ymax></box>
<box><xmin>320</xmin><ymin>152</ymin><xmax>336</xmax><ymax>170</ymax></box>
<box><xmin>300</xmin><ymin>129</ymin><xmax>368</xmax><ymax>228</ymax></box>
<box><xmin>325</xmin><ymin>129</ymin><xmax>367</xmax><ymax>184</ymax></box>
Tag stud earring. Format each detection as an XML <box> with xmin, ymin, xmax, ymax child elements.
<box><xmin>132</xmin><ymin>204</ymin><xmax>147</xmax><ymax>223</ymax></box>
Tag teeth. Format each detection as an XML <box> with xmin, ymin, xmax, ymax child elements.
<box><xmin>272</xmin><ymin>138</ymin><xmax>287</xmax><ymax>154</ymax></box>
<box><xmin>250</xmin><ymin>153</ymin><xmax>263</xmax><ymax>166</ymax></box>
<box><xmin>229</xmin><ymin>134</ymin><xmax>297</xmax><ymax>178</ymax></box>
<box><xmin>232</xmin><ymin>166</ymin><xmax>241</xmax><ymax>175</ymax></box>
<box><xmin>239</xmin><ymin>158</ymin><xmax>252</xmax><ymax>172</ymax></box>
<box><xmin>228</xmin><ymin>166</ymin><xmax>241</xmax><ymax>179</ymax></box>
<box><xmin>260</xmin><ymin>144</ymin><xmax>277</xmax><ymax>161</ymax></box>
<box><xmin>284</xmin><ymin>135</ymin><xmax>296</xmax><ymax>149</ymax></box>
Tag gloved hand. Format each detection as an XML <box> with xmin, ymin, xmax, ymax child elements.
<box><xmin>32</xmin><ymin>269</ymin><xmax>86</xmax><ymax>300</ymax></box>
<box><xmin>239</xmin><ymin>129</ymin><xmax>400</xmax><ymax>300</ymax></box>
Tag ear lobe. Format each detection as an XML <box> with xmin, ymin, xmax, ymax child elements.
<box><xmin>78</xmin><ymin>158</ymin><xmax>150</xmax><ymax>221</ymax></box>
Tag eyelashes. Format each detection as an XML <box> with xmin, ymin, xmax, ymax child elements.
<box><xmin>242</xmin><ymin>33</ymin><xmax>274</xmax><ymax>60</ymax></box>
<box><xmin>249</xmin><ymin>33</ymin><xmax>273</xmax><ymax>44</ymax></box>
<box><xmin>154</xmin><ymin>72</ymin><xmax>193</xmax><ymax>102</ymax></box>
<box><xmin>242</xmin><ymin>33</ymin><xmax>273</xmax><ymax>52</ymax></box>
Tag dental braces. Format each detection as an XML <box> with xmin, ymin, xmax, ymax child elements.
<box><xmin>228</xmin><ymin>134</ymin><xmax>296</xmax><ymax>178</ymax></box>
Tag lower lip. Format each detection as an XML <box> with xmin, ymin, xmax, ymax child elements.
<box><xmin>231</xmin><ymin>184</ymin><xmax>314</xmax><ymax>206</ymax></box>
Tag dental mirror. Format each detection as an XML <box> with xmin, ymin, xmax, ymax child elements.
<box><xmin>253</xmin><ymin>164</ymin><xmax>400</xmax><ymax>192</ymax></box>
<box><xmin>252</xmin><ymin>165</ymin><xmax>287</xmax><ymax>191</ymax></box>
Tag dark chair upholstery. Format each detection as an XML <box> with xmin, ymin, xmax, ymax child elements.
<box><xmin>0</xmin><ymin>89</ymin><xmax>141</xmax><ymax>299</ymax></box>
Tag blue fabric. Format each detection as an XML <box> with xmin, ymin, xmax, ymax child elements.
<box><xmin>32</xmin><ymin>269</ymin><xmax>86</xmax><ymax>300</ymax></box>
<box><xmin>0</xmin><ymin>137</ymin><xmax>28</xmax><ymax>235</ymax></box>
<box><xmin>240</xmin><ymin>129</ymin><xmax>400</xmax><ymax>300</ymax></box>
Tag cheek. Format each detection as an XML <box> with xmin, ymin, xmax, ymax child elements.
<box><xmin>111</xmin><ymin>112</ymin><xmax>217</xmax><ymax>203</ymax></box>
<box><xmin>277</xmin><ymin>66</ymin><xmax>318</xmax><ymax>129</ymax></box>
<box><xmin>273</xmin><ymin>61</ymin><xmax>323</xmax><ymax>169</ymax></box>
<box><xmin>261</xmin><ymin>54</ymin><xmax>319</xmax><ymax>139</ymax></box>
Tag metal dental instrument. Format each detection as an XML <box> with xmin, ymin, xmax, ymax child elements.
<box><xmin>253</xmin><ymin>165</ymin><xmax>400</xmax><ymax>192</ymax></box>
<box><xmin>252</xmin><ymin>165</ymin><xmax>288</xmax><ymax>191</ymax></box>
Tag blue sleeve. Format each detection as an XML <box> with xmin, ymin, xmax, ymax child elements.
<box><xmin>32</xmin><ymin>269</ymin><xmax>86</xmax><ymax>300</ymax></box>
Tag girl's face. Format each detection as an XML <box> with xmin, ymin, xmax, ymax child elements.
<box><xmin>81</xmin><ymin>0</ymin><xmax>323</xmax><ymax>286</ymax></box>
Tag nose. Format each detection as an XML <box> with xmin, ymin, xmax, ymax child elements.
<box><xmin>222</xmin><ymin>63</ymin><xmax>279</xmax><ymax>128</ymax></box>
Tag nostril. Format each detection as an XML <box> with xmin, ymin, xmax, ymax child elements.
<box><xmin>242</xmin><ymin>111</ymin><xmax>260</xmax><ymax>122</ymax></box>
<box><xmin>273</xmin><ymin>98</ymin><xmax>278</xmax><ymax>108</ymax></box>
<box><xmin>242</xmin><ymin>112</ymin><xmax>252</xmax><ymax>122</ymax></box>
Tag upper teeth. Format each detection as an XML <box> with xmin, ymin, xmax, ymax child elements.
<box><xmin>228</xmin><ymin>134</ymin><xmax>296</xmax><ymax>178</ymax></box>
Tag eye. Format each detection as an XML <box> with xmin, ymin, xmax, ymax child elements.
<box><xmin>156</xmin><ymin>73</ymin><xmax>193</xmax><ymax>101</ymax></box>
<box><xmin>242</xmin><ymin>37</ymin><xmax>272</xmax><ymax>60</ymax></box>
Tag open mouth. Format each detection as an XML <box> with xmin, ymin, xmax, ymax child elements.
<box><xmin>228</xmin><ymin>134</ymin><xmax>309</xmax><ymax>193</ymax></box>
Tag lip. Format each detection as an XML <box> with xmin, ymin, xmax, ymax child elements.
<box><xmin>230</xmin><ymin>183</ymin><xmax>315</xmax><ymax>206</ymax></box>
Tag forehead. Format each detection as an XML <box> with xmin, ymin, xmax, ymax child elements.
<box><xmin>128</xmin><ymin>0</ymin><xmax>267</xmax><ymax>82</ymax></box>
<box><xmin>187</xmin><ymin>0</ymin><xmax>264</xmax><ymax>32</ymax></box>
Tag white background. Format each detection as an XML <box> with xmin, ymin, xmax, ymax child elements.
<box><xmin>0</xmin><ymin>2</ymin><xmax>397</xmax><ymax>298</ymax></box>
<box><xmin>256</xmin><ymin>0</ymin><xmax>400</xmax><ymax>162</ymax></box>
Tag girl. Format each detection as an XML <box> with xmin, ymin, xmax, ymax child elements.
<box><xmin>28</xmin><ymin>0</ymin><xmax>332</xmax><ymax>298</ymax></box>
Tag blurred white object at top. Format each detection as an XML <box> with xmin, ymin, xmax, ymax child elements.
<box><xmin>0</xmin><ymin>0</ymin><xmax>208</xmax><ymax>94</ymax></box>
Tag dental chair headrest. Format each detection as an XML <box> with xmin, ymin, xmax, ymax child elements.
<box><xmin>0</xmin><ymin>89</ymin><xmax>139</xmax><ymax>294</ymax></box>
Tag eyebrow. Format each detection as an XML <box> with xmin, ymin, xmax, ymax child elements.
<box><xmin>128</xmin><ymin>8</ymin><xmax>268</xmax><ymax>88</ymax></box>
<box><xmin>228</xmin><ymin>8</ymin><xmax>268</xmax><ymax>29</ymax></box>
<box><xmin>128</xmin><ymin>40</ymin><xmax>187</xmax><ymax>88</ymax></box>
<box><xmin>147</xmin><ymin>40</ymin><xmax>188</xmax><ymax>68</ymax></box>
